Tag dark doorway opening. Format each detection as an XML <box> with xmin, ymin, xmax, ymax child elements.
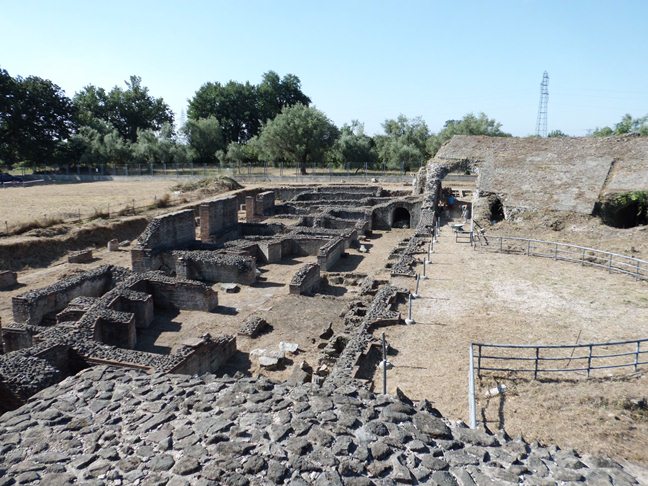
<box><xmin>392</xmin><ymin>207</ymin><xmax>411</xmax><ymax>228</ymax></box>
<box><xmin>489</xmin><ymin>197</ymin><xmax>505</xmax><ymax>223</ymax></box>
<box><xmin>599</xmin><ymin>192</ymin><xmax>648</xmax><ymax>228</ymax></box>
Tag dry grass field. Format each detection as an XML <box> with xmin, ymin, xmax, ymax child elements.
<box><xmin>0</xmin><ymin>179</ymin><xmax>180</xmax><ymax>229</ymax></box>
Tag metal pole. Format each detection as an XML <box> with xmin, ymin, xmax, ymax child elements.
<box><xmin>534</xmin><ymin>347</ymin><xmax>539</xmax><ymax>379</ymax></box>
<box><xmin>382</xmin><ymin>332</ymin><xmax>387</xmax><ymax>395</ymax></box>
<box><xmin>635</xmin><ymin>341</ymin><xmax>641</xmax><ymax>371</ymax></box>
<box><xmin>468</xmin><ymin>345</ymin><xmax>477</xmax><ymax>429</ymax></box>
<box><xmin>413</xmin><ymin>274</ymin><xmax>420</xmax><ymax>298</ymax></box>
<box><xmin>425</xmin><ymin>241</ymin><xmax>432</xmax><ymax>264</ymax></box>
<box><xmin>422</xmin><ymin>260</ymin><xmax>429</xmax><ymax>280</ymax></box>
<box><xmin>405</xmin><ymin>294</ymin><xmax>415</xmax><ymax>325</ymax></box>
<box><xmin>587</xmin><ymin>345</ymin><xmax>593</xmax><ymax>377</ymax></box>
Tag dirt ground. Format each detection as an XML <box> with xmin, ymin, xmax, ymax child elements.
<box><xmin>372</xmin><ymin>223</ymin><xmax>648</xmax><ymax>464</ymax></box>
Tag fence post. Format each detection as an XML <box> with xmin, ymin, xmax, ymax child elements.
<box><xmin>477</xmin><ymin>345</ymin><xmax>482</xmax><ymax>378</ymax></box>
<box><xmin>382</xmin><ymin>333</ymin><xmax>388</xmax><ymax>395</ymax></box>
<box><xmin>527</xmin><ymin>240</ymin><xmax>530</xmax><ymax>256</ymax></box>
<box><xmin>468</xmin><ymin>345</ymin><xmax>477</xmax><ymax>429</ymax></box>
<box><xmin>636</xmin><ymin>260</ymin><xmax>641</xmax><ymax>280</ymax></box>
<box><xmin>412</xmin><ymin>274</ymin><xmax>420</xmax><ymax>298</ymax></box>
<box><xmin>635</xmin><ymin>341</ymin><xmax>641</xmax><ymax>371</ymax></box>
<box><xmin>608</xmin><ymin>254</ymin><xmax>613</xmax><ymax>273</ymax></box>
<box><xmin>405</xmin><ymin>294</ymin><xmax>415</xmax><ymax>325</ymax></box>
<box><xmin>534</xmin><ymin>347</ymin><xmax>539</xmax><ymax>379</ymax></box>
<box><xmin>500</xmin><ymin>237</ymin><xmax>503</xmax><ymax>252</ymax></box>
<box><xmin>587</xmin><ymin>345</ymin><xmax>593</xmax><ymax>377</ymax></box>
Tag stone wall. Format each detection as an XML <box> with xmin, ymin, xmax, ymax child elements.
<box><xmin>174</xmin><ymin>251</ymin><xmax>256</xmax><ymax>284</ymax></box>
<box><xmin>435</xmin><ymin>135</ymin><xmax>648</xmax><ymax>215</ymax></box>
<box><xmin>11</xmin><ymin>266</ymin><xmax>113</xmax><ymax>326</ymax></box>
<box><xmin>135</xmin><ymin>209</ymin><xmax>196</xmax><ymax>252</ymax></box>
<box><xmin>132</xmin><ymin>272</ymin><xmax>219</xmax><ymax>312</ymax></box>
<box><xmin>289</xmin><ymin>263</ymin><xmax>321</xmax><ymax>295</ymax></box>
<box><xmin>0</xmin><ymin>271</ymin><xmax>17</xmax><ymax>289</ymax></box>
<box><xmin>199</xmin><ymin>195</ymin><xmax>239</xmax><ymax>242</ymax></box>
<box><xmin>317</xmin><ymin>236</ymin><xmax>346</xmax><ymax>271</ymax></box>
<box><xmin>168</xmin><ymin>334</ymin><xmax>236</xmax><ymax>375</ymax></box>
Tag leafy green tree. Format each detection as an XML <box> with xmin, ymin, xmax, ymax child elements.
<box><xmin>187</xmin><ymin>72</ymin><xmax>310</xmax><ymax>145</ymax></box>
<box><xmin>182</xmin><ymin>116</ymin><xmax>225</xmax><ymax>165</ymax></box>
<box><xmin>426</xmin><ymin>112</ymin><xmax>510</xmax><ymax>156</ymax></box>
<box><xmin>256</xmin><ymin>104</ymin><xmax>339</xmax><ymax>175</ymax></box>
<box><xmin>547</xmin><ymin>129</ymin><xmax>569</xmax><ymax>137</ymax></box>
<box><xmin>187</xmin><ymin>80</ymin><xmax>258</xmax><ymax>145</ymax></box>
<box><xmin>74</xmin><ymin>76</ymin><xmax>173</xmax><ymax>142</ymax></box>
<box><xmin>257</xmin><ymin>71</ymin><xmax>311</xmax><ymax>124</ymax></box>
<box><xmin>375</xmin><ymin>115</ymin><xmax>430</xmax><ymax>170</ymax></box>
<box><xmin>329</xmin><ymin>121</ymin><xmax>377</xmax><ymax>169</ymax></box>
<box><xmin>0</xmin><ymin>69</ymin><xmax>76</xmax><ymax>166</ymax></box>
<box><xmin>592</xmin><ymin>113</ymin><xmax>648</xmax><ymax>137</ymax></box>
<box><xmin>224</xmin><ymin>139</ymin><xmax>260</xmax><ymax>167</ymax></box>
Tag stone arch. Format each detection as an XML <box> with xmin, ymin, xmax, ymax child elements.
<box><xmin>392</xmin><ymin>207</ymin><xmax>411</xmax><ymax>228</ymax></box>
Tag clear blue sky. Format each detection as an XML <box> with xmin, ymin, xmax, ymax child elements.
<box><xmin>1</xmin><ymin>0</ymin><xmax>647</xmax><ymax>136</ymax></box>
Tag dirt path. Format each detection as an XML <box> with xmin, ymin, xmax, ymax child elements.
<box><xmin>373</xmin><ymin>222</ymin><xmax>648</xmax><ymax>463</ymax></box>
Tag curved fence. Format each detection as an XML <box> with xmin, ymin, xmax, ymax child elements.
<box><xmin>474</xmin><ymin>235</ymin><xmax>648</xmax><ymax>281</ymax></box>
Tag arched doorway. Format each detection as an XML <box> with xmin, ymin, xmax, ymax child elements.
<box><xmin>392</xmin><ymin>207</ymin><xmax>411</xmax><ymax>228</ymax></box>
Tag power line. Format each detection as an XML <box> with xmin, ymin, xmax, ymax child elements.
<box><xmin>535</xmin><ymin>71</ymin><xmax>549</xmax><ymax>137</ymax></box>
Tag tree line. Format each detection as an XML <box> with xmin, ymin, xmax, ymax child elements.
<box><xmin>0</xmin><ymin>67</ymin><xmax>526</xmax><ymax>175</ymax></box>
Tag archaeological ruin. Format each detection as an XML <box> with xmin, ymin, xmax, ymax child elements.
<box><xmin>0</xmin><ymin>135</ymin><xmax>647</xmax><ymax>484</ymax></box>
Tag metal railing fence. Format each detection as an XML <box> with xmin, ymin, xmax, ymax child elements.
<box><xmin>474</xmin><ymin>235</ymin><xmax>648</xmax><ymax>281</ymax></box>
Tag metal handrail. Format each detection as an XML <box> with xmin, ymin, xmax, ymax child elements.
<box><xmin>474</xmin><ymin>235</ymin><xmax>647</xmax><ymax>280</ymax></box>
<box><xmin>467</xmin><ymin>337</ymin><xmax>647</xmax><ymax>429</ymax></box>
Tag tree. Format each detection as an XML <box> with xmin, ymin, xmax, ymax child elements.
<box><xmin>592</xmin><ymin>113</ymin><xmax>648</xmax><ymax>137</ymax></box>
<box><xmin>187</xmin><ymin>72</ymin><xmax>310</xmax><ymax>145</ymax></box>
<box><xmin>256</xmin><ymin>104</ymin><xmax>339</xmax><ymax>175</ymax></box>
<box><xmin>426</xmin><ymin>112</ymin><xmax>510</xmax><ymax>156</ymax></box>
<box><xmin>375</xmin><ymin>115</ymin><xmax>430</xmax><ymax>171</ymax></box>
<box><xmin>257</xmin><ymin>71</ymin><xmax>311</xmax><ymax>123</ymax></box>
<box><xmin>187</xmin><ymin>80</ymin><xmax>258</xmax><ymax>145</ymax></box>
<box><xmin>329</xmin><ymin>121</ymin><xmax>377</xmax><ymax>169</ymax></box>
<box><xmin>74</xmin><ymin>76</ymin><xmax>174</xmax><ymax>142</ymax></box>
<box><xmin>182</xmin><ymin>116</ymin><xmax>225</xmax><ymax>165</ymax></box>
<box><xmin>547</xmin><ymin>129</ymin><xmax>569</xmax><ymax>137</ymax></box>
<box><xmin>0</xmin><ymin>69</ymin><xmax>76</xmax><ymax>166</ymax></box>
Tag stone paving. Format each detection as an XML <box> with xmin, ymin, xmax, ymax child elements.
<box><xmin>0</xmin><ymin>366</ymin><xmax>641</xmax><ymax>485</ymax></box>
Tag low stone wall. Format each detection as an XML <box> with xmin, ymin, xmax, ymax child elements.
<box><xmin>168</xmin><ymin>334</ymin><xmax>236</xmax><ymax>375</ymax></box>
<box><xmin>135</xmin><ymin>209</ymin><xmax>196</xmax><ymax>252</ymax></box>
<box><xmin>12</xmin><ymin>266</ymin><xmax>113</xmax><ymax>325</ymax></box>
<box><xmin>107</xmin><ymin>290</ymin><xmax>154</xmax><ymax>329</ymax></box>
<box><xmin>132</xmin><ymin>272</ymin><xmax>219</xmax><ymax>312</ymax></box>
<box><xmin>289</xmin><ymin>263</ymin><xmax>321</xmax><ymax>295</ymax></box>
<box><xmin>317</xmin><ymin>236</ymin><xmax>346</xmax><ymax>271</ymax></box>
<box><xmin>174</xmin><ymin>251</ymin><xmax>256</xmax><ymax>284</ymax></box>
<box><xmin>0</xmin><ymin>271</ymin><xmax>17</xmax><ymax>290</ymax></box>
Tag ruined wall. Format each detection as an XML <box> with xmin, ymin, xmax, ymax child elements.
<box><xmin>289</xmin><ymin>263</ymin><xmax>321</xmax><ymax>295</ymax></box>
<box><xmin>136</xmin><ymin>210</ymin><xmax>196</xmax><ymax>251</ymax></box>
<box><xmin>132</xmin><ymin>273</ymin><xmax>218</xmax><ymax>312</ymax></box>
<box><xmin>199</xmin><ymin>195</ymin><xmax>238</xmax><ymax>242</ymax></box>
<box><xmin>317</xmin><ymin>237</ymin><xmax>346</xmax><ymax>271</ymax></box>
<box><xmin>174</xmin><ymin>251</ymin><xmax>256</xmax><ymax>284</ymax></box>
<box><xmin>12</xmin><ymin>266</ymin><xmax>113</xmax><ymax>326</ymax></box>
<box><xmin>168</xmin><ymin>335</ymin><xmax>236</xmax><ymax>375</ymax></box>
<box><xmin>435</xmin><ymin>135</ymin><xmax>648</xmax><ymax>214</ymax></box>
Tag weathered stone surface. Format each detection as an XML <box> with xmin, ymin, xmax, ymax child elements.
<box><xmin>0</xmin><ymin>366</ymin><xmax>640</xmax><ymax>485</ymax></box>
